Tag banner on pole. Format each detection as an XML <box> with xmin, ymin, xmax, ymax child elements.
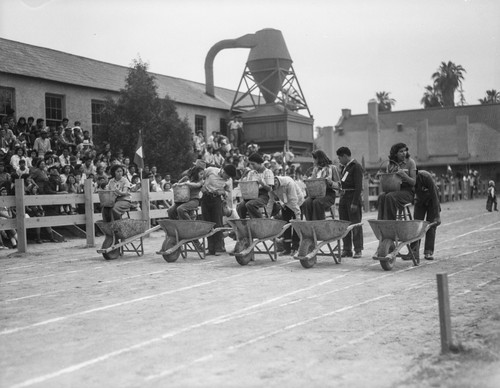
<box><xmin>134</xmin><ymin>135</ymin><xmax>144</xmax><ymax>169</ymax></box>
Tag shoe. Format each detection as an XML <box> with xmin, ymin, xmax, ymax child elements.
<box><xmin>353</xmin><ymin>251</ymin><xmax>362</xmax><ymax>259</ymax></box>
<box><xmin>340</xmin><ymin>251</ymin><xmax>353</xmax><ymax>258</ymax></box>
<box><xmin>424</xmin><ymin>252</ymin><xmax>434</xmax><ymax>260</ymax></box>
<box><xmin>49</xmin><ymin>238</ymin><xmax>59</xmax><ymax>243</ymax></box>
<box><xmin>35</xmin><ymin>239</ymin><xmax>43</xmax><ymax>244</ymax></box>
<box><xmin>216</xmin><ymin>248</ymin><xmax>226</xmax><ymax>253</ymax></box>
<box><xmin>279</xmin><ymin>250</ymin><xmax>292</xmax><ymax>257</ymax></box>
<box><xmin>207</xmin><ymin>251</ymin><xmax>220</xmax><ymax>256</ymax></box>
<box><xmin>290</xmin><ymin>249</ymin><xmax>297</xmax><ymax>257</ymax></box>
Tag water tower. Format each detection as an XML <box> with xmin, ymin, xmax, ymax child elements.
<box><xmin>205</xmin><ymin>28</ymin><xmax>313</xmax><ymax>161</ymax></box>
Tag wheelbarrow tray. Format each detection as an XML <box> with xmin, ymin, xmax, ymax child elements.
<box><xmin>291</xmin><ymin>220</ymin><xmax>362</xmax><ymax>265</ymax></box>
<box><xmin>226</xmin><ymin>219</ymin><xmax>290</xmax><ymax>262</ymax></box>
<box><xmin>368</xmin><ymin>220</ymin><xmax>430</xmax><ymax>243</ymax></box>
<box><xmin>227</xmin><ymin>219</ymin><xmax>288</xmax><ymax>240</ymax></box>
<box><xmin>156</xmin><ymin>220</ymin><xmax>231</xmax><ymax>258</ymax></box>
<box><xmin>368</xmin><ymin>220</ymin><xmax>436</xmax><ymax>269</ymax></box>
<box><xmin>291</xmin><ymin>219</ymin><xmax>352</xmax><ymax>241</ymax></box>
<box><xmin>158</xmin><ymin>219</ymin><xmax>216</xmax><ymax>240</ymax></box>
<box><xmin>96</xmin><ymin>221</ymin><xmax>160</xmax><ymax>256</ymax></box>
<box><xmin>96</xmin><ymin>219</ymin><xmax>149</xmax><ymax>240</ymax></box>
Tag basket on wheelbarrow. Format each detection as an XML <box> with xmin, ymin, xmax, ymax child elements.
<box><xmin>173</xmin><ymin>185</ymin><xmax>190</xmax><ymax>203</ymax></box>
<box><xmin>98</xmin><ymin>190</ymin><xmax>117</xmax><ymax>207</ymax></box>
<box><xmin>96</xmin><ymin>219</ymin><xmax>150</xmax><ymax>260</ymax></box>
<box><xmin>305</xmin><ymin>178</ymin><xmax>327</xmax><ymax>198</ymax></box>
<box><xmin>238</xmin><ymin>181</ymin><xmax>259</xmax><ymax>200</ymax></box>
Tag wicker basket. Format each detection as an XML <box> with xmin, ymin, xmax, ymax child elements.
<box><xmin>305</xmin><ymin>178</ymin><xmax>327</xmax><ymax>198</ymax></box>
<box><xmin>98</xmin><ymin>190</ymin><xmax>117</xmax><ymax>207</ymax></box>
<box><xmin>173</xmin><ymin>185</ymin><xmax>190</xmax><ymax>203</ymax></box>
<box><xmin>380</xmin><ymin>173</ymin><xmax>402</xmax><ymax>193</ymax></box>
<box><xmin>239</xmin><ymin>181</ymin><xmax>259</xmax><ymax>200</ymax></box>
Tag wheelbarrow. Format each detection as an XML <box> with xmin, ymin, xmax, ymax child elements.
<box><xmin>226</xmin><ymin>219</ymin><xmax>291</xmax><ymax>266</ymax></box>
<box><xmin>156</xmin><ymin>219</ymin><xmax>231</xmax><ymax>262</ymax></box>
<box><xmin>291</xmin><ymin>220</ymin><xmax>363</xmax><ymax>268</ymax></box>
<box><xmin>96</xmin><ymin>220</ymin><xmax>160</xmax><ymax>260</ymax></box>
<box><xmin>368</xmin><ymin>220</ymin><xmax>437</xmax><ymax>271</ymax></box>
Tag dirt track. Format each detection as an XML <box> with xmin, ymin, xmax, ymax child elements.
<box><xmin>1</xmin><ymin>198</ymin><xmax>499</xmax><ymax>388</ymax></box>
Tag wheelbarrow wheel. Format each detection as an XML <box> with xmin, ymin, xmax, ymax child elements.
<box><xmin>299</xmin><ymin>239</ymin><xmax>317</xmax><ymax>269</ymax></box>
<box><xmin>161</xmin><ymin>237</ymin><xmax>180</xmax><ymax>263</ymax></box>
<box><xmin>378</xmin><ymin>239</ymin><xmax>396</xmax><ymax>271</ymax></box>
<box><xmin>234</xmin><ymin>238</ymin><xmax>254</xmax><ymax>266</ymax></box>
<box><xmin>101</xmin><ymin>234</ymin><xmax>120</xmax><ymax>260</ymax></box>
<box><xmin>235</xmin><ymin>252</ymin><xmax>254</xmax><ymax>266</ymax></box>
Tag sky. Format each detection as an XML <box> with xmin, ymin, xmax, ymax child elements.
<box><xmin>1</xmin><ymin>0</ymin><xmax>499</xmax><ymax>128</ymax></box>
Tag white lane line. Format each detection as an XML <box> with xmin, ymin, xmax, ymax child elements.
<box><xmin>0</xmin><ymin>260</ymin><xmax>296</xmax><ymax>335</ymax></box>
<box><xmin>1</xmin><ymin>270</ymin><xmax>85</xmax><ymax>285</ymax></box>
<box><xmin>8</xmin><ymin>254</ymin><xmax>498</xmax><ymax>387</ymax></box>
<box><xmin>145</xmin><ymin>294</ymin><xmax>395</xmax><ymax>382</ymax></box>
<box><xmin>144</xmin><ymin>260</ymin><xmax>499</xmax><ymax>382</ymax></box>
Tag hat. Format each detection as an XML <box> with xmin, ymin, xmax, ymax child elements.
<box><xmin>223</xmin><ymin>164</ymin><xmax>237</xmax><ymax>179</ymax></box>
<box><xmin>65</xmin><ymin>127</ymin><xmax>72</xmax><ymax>131</ymax></box>
<box><xmin>248</xmin><ymin>152</ymin><xmax>264</xmax><ymax>164</ymax></box>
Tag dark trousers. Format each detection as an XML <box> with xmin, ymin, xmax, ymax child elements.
<box><xmin>410</xmin><ymin>201</ymin><xmax>438</xmax><ymax>255</ymax></box>
<box><xmin>303</xmin><ymin>190</ymin><xmax>336</xmax><ymax>220</ymax></box>
<box><xmin>201</xmin><ymin>194</ymin><xmax>223</xmax><ymax>253</ymax></box>
<box><xmin>377</xmin><ymin>190</ymin><xmax>414</xmax><ymax>220</ymax></box>
<box><xmin>237</xmin><ymin>193</ymin><xmax>269</xmax><ymax>219</ymax></box>
<box><xmin>338</xmin><ymin>192</ymin><xmax>363</xmax><ymax>253</ymax></box>
<box><xmin>281</xmin><ymin>205</ymin><xmax>299</xmax><ymax>251</ymax></box>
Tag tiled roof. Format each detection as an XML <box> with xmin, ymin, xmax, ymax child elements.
<box><xmin>0</xmin><ymin>37</ymin><xmax>243</xmax><ymax>110</ymax></box>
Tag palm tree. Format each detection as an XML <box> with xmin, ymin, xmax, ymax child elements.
<box><xmin>376</xmin><ymin>91</ymin><xmax>396</xmax><ymax>112</ymax></box>
<box><xmin>478</xmin><ymin>89</ymin><xmax>500</xmax><ymax>104</ymax></box>
<box><xmin>420</xmin><ymin>85</ymin><xmax>442</xmax><ymax>108</ymax></box>
<box><xmin>431</xmin><ymin>61</ymin><xmax>466</xmax><ymax>107</ymax></box>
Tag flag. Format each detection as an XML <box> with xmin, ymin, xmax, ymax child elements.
<box><xmin>134</xmin><ymin>134</ymin><xmax>144</xmax><ymax>170</ymax></box>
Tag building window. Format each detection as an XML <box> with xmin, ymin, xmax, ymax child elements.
<box><xmin>0</xmin><ymin>87</ymin><xmax>15</xmax><ymax>123</ymax></box>
<box><xmin>45</xmin><ymin>94</ymin><xmax>64</xmax><ymax>129</ymax></box>
<box><xmin>195</xmin><ymin>115</ymin><xmax>206</xmax><ymax>134</ymax></box>
<box><xmin>219</xmin><ymin>118</ymin><xmax>227</xmax><ymax>135</ymax></box>
<box><xmin>91</xmin><ymin>100</ymin><xmax>105</xmax><ymax>133</ymax></box>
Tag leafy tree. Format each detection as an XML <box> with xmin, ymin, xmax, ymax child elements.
<box><xmin>420</xmin><ymin>85</ymin><xmax>443</xmax><ymax>108</ymax></box>
<box><xmin>375</xmin><ymin>91</ymin><xmax>396</xmax><ymax>112</ymax></box>
<box><xmin>94</xmin><ymin>58</ymin><xmax>196</xmax><ymax>177</ymax></box>
<box><xmin>431</xmin><ymin>61</ymin><xmax>466</xmax><ymax>107</ymax></box>
<box><xmin>478</xmin><ymin>89</ymin><xmax>500</xmax><ymax>104</ymax></box>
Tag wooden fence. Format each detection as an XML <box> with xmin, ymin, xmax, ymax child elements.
<box><xmin>362</xmin><ymin>177</ymin><xmax>488</xmax><ymax>212</ymax></box>
<box><xmin>1</xmin><ymin>177</ymin><xmax>489</xmax><ymax>253</ymax></box>
<box><xmin>0</xmin><ymin>179</ymin><xmax>172</xmax><ymax>253</ymax></box>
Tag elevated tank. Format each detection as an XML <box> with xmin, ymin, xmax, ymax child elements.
<box><xmin>205</xmin><ymin>28</ymin><xmax>292</xmax><ymax>104</ymax></box>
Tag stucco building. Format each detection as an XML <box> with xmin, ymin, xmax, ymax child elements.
<box><xmin>317</xmin><ymin>100</ymin><xmax>500</xmax><ymax>183</ymax></box>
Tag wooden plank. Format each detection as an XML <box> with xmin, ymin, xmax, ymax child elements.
<box><xmin>84</xmin><ymin>180</ymin><xmax>96</xmax><ymax>247</ymax></box>
<box><xmin>15</xmin><ymin>179</ymin><xmax>27</xmax><ymax>253</ymax></box>
<box><xmin>24</xmin><ymin>194</ymin><xmax>86</xmax><ymax>206</ymax></box>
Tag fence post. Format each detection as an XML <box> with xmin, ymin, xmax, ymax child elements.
<box><xmin>84</xmin><ymin>179</ymin><xmax>95</xmax><ymax>247</ymax></box>
<box><xmin>14</xmin><ymin>179</ymin><xmax>27</xmax><ymax>253</ymax></box>
<box><xmin>440</xmin><ymin>181</ymin><xmax>445</xmax><ymax>203</ymax></box>
<box><xmin>363</xmin><ymin>177</ymin><xmax>369</xmax><ymax>213</ymax></box>
<box><xmin>141</xmin><ymin>179</ymin><xmax>151</xmax><ymax>228</ymax></box>
<box><xmin>436</xmin><ymin>273</ymin><xmax>453</xmax><ymax>353</ymax></box>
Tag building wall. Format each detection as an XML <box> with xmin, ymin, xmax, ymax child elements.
<box><xmin>1</xmin><ymin>73</ymin><xmax>110</xmax><ymax>130</ymax></box>
<box><xmin>317</xmin><ymin>101</ymin><xmax>500</xmax><ymax>183</ymax></box>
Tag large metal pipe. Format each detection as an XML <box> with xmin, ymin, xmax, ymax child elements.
<box><xmin>205</xmin><ymin>28</ymin><xmax>292</xmax><ymax>103</ymax></box>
